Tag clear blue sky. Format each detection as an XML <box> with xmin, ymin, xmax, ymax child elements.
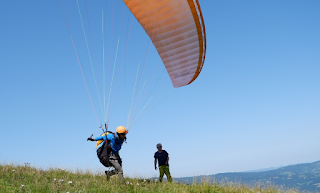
<box><xmin>1</xmin><ymin>0</ymin><xmax>319</xmax><ymax>178</ymax></box>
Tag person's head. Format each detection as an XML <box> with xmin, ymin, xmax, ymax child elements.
<box><xmin>116</xmin><ymin>126</ymin><xmax>127</xmax><ymax>139</ymax></box>
<box><xmin>156</xmin><ymin>143</ymin><xmax>162</xmax><ymax>151</ymax></box>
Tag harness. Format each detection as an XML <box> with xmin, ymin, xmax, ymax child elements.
<box><xmin>96</xmin><ymin>131</ymin><xmax>115</xmax><ymax>167</ymax></box>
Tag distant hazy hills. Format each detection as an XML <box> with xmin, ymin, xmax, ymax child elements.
<box><xmin>244</xmin><ymin>166</ymin><xmax>282</xmax><ymax>173</ymax></box>
<box><xmin>175</xmin><ymin>161</ymin><xmax>320</xmax><ymax>192</ymax></box>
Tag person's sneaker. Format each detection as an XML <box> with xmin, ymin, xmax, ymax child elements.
<box><xmin>105</xmin><ymin>170</ymin><xmax>111</xmax><ymax>180</ymax></box>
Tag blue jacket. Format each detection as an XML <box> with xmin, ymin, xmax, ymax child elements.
<box><xmin>95</xmin><ymin>133</ymin><xmax>125</xmax><ymax>154</ymax></box>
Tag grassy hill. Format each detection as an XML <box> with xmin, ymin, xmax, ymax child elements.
<box><xmin>175</xmin><ymin>161</ymin><xmax>320</xmax><ymax>192</ymax></box>
<box><xmin>0</xmin><ymin>163</ymin><xmax>299</xmax><ymax>193</ymax></box>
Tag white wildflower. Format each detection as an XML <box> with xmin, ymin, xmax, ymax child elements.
<box><xmin>126</xmin><ymin>181</ymin><xmax>129</xmax><ymax>185</ymax></box>
<box><xmin>137</xmin><ymin>183</ymin><xmax>140</xmax><ymax>186</ymax></box>
<box><xmin>53</xmin><ymin>178</ymin><xmax>56</xmax><ymax>181</ymax></box>
<box><xmin>68</xmin><ymin>181</ymin><xmax>72</xmax><ymax>184</ymax></box>
<box><xmin>143</xmin><ymin>179</ymin><xmax>146</xmax><ymax>182</ymax></box>
<box><xmin>12</xmin><ymin>170</ymin><xmax>15</xmax><ymax>172</ymax></box>
<box><xmin>59</xmin><ymin>179</ymin><xmax>64</xmax><ymax>183</ymax></box>
<box><xmin>155</xmin><ymin>179</ymin><xmax>158</xmax><ymax>182</ymax></box>
<box><xmin>21</xmin><ymin>185</ymin><xmax>24</xmax><ymax>188</ymax></box>
<box><xmin>130</xmin><ymin>182</ymin><xmax>133</xmax><ymax>185</ymax></box>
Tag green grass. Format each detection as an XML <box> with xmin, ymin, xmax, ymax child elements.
<box><xmin>0</xmin><ymin>163</ymin><xmax>300</xmax><ymax>193</ymax></box>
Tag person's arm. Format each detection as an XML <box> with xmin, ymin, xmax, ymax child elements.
<box><xmin>88</xmin><ymin>135</ymin><xmax>105</xmax><ymax>141</ymax></box>
<box><xmin>94</xmin><ymin>136</ymin><xmax>105</xmax><ymax>141</ymax></box>
<box><xmin>166</xmin><ymin>156</ymin><xmax>169</xmax><ymax>165</ymax></box>
<box><xmin>154</xmin><ymin>158</ymin><xmax>158</xmax><ymax>170</ymax></box>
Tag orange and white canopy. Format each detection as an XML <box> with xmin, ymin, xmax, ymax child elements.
<box><xmin>123</xmin><ymin>0</ymin><xmax>206</xmax><ymax>88</ymax></box>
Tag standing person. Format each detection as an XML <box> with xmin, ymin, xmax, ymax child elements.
<box><xmin>88</xmin><ymin>126</ymin><xmax>127</xmax><ymax>182</ymax></box>
<box><xmin>154</xmin><ymin>143</ymin><xmax>172</xmax><ymax>182</ymax></box>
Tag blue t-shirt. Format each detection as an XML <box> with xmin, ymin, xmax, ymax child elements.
<box><xmin>154</xmin><ymin>150</ymin><xmax>169</xmax><ymax>166</ymax></box>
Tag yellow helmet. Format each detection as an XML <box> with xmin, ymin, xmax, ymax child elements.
<box><xmin>116</xmin><ymin>126</ymin><xmax>127</xmax><ymax>134</ymax></box>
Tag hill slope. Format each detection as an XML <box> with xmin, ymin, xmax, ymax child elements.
<box><xmin>0</xmin><ymin>163</ymin><xmax>298</xmax><ymax>193</ymax></box>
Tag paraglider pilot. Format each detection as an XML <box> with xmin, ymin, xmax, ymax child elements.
<box><xmin>87</xmin><ymin>126</ymin><xmax>127</xmax><ymax>182</ymax></box>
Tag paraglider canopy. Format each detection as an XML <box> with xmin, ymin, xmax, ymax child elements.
<box><xmin>123</xmin><ymin>0</ymin><xmax>206</xmax><ymax>88</ymax></box>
